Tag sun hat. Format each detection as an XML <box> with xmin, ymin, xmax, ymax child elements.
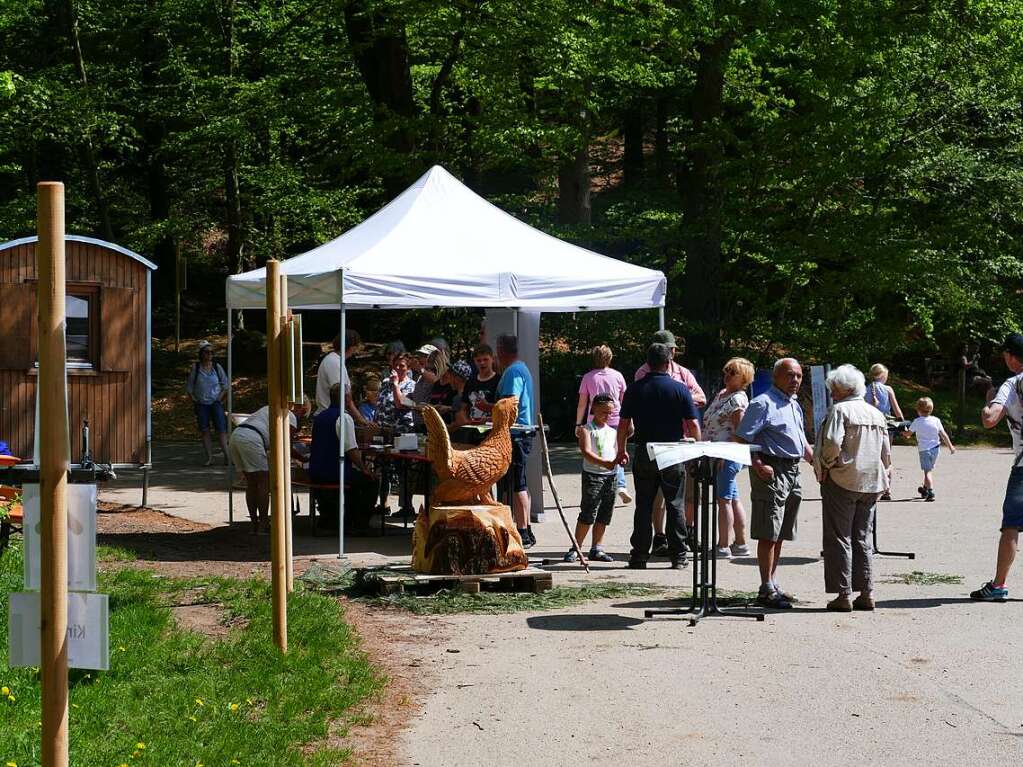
<box><xmin>416</xmin><ymin>344</ymin><xmax>439</xmax><ymax>356</ymax></box>
<box><xmin>449</xmin><ymin>360</ymin><xmax>473</xmax><ymax>380</ymax></box>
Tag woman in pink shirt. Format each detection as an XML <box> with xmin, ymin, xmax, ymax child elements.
<box><xmin>576</xmin><ymin>344</ymin><xmax>631</xmax><ymax>503</ymax></box>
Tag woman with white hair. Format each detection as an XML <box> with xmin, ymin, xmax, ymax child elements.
<box><xmin>814</xmin><ymin>364</ymin><xmax>892</xmax><ymax>612</ymax></box>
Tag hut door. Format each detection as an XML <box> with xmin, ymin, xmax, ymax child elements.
<box><xmin>0</xmin><ymin>282</ymin><xmax>36</xmax><ymax>369</ymax></box>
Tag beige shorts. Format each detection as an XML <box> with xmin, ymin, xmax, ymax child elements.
<box><xmin>749</xmin><ymin>456</ymin><xmax>801</xmax><ymax>541</ymax></box>
<box><xmin>228</xmin><ymin>428</ymin><xmax>268</xmax><ymax>473</ymax></box>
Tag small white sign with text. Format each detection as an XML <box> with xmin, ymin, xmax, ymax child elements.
<box><xmin>8</xmin><ymin>591</ymin><xmax>110</xmax><ymax>670</ymax></box>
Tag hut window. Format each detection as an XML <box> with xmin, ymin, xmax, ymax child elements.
<box><xmin>65</xmin><ymin>286</ymin><xmax>99</xmax><ymax>368</ymax></box>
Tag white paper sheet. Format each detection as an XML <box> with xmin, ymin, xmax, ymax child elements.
<box><xmin>23</xmin><ymin>484</ymin><xmax>97</xmax><ymax>592</ymax></box>
<box><xmin>645</xmin><ymin>441</ymin><xmax>753</xmax><ymax>470</ymax></box>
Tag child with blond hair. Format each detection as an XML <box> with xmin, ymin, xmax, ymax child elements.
<box><xmin>909</xmin><ymin>397</ymin><xmax>956</xmax><ymax>501</ymax></box>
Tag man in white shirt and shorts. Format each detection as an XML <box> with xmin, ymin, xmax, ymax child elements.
<box><xmin>972</xmin><ymin>333</ymin><xmax>1023</xmax><ymax>601</ymax></box>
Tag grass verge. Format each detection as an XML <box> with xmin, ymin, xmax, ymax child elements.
<box><xmin>1</xmin><ymin>541</ymin><xmax>381</xmax><ymax>766</ymax></box>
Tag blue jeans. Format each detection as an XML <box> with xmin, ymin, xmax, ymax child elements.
<box><xmin>615</xmin><ymin>464</ymin><xmax>626</xmax><ymax>489</ymax></box>
<box><xmin>195</xmin><ymin>401</ymin><xmax>227</xmax><ymax>433</ymax></box>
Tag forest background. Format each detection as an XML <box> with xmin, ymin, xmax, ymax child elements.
<box><xmin>1</xmin><ymin>0</ymin><xmax>1022</xmax><ymax>403</ymax></box>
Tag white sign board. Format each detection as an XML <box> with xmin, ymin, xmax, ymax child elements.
<box><xmin>8</xmin><ymin>591</ymin><xmax>110</xmax><ymax>671</ymax></box>
<box><xmin>22</xmin><ymin>484</ymin><xmax>97</xmax><ymax>592</ymax></box>
<box><xmin>811</xmin><ymin>365</ymin><xmax>829</xmax><ymax>433</ymax></box>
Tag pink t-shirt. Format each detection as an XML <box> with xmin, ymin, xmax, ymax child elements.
<box><xmin>578</xmin><ymin>367</ymin><xmax>627</xmax><ymax>427</ymax></box>
<box><xmin>633</xmin><ymin>360</ymin><xmax>707</xmax><ymax>406</ymax></box>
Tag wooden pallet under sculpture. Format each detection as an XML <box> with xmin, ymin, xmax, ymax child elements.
<box><xmin>413</xmin><ymin>400</ymin><xmax>529</xmax><ymax>575</ymax></box>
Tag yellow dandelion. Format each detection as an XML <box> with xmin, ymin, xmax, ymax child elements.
<box><xmin>135</xmin><ymin>743</ymin><xmax>145</xmax><ymax>751</ymax></box>
<box><xmin>194</xmin><ymin>698</ymin><xmax>204</xmax><ymax>706</ymax></box>
<box><xmin>7</xmin><ymin>761</ymin><xmax>17</xmax><ymax>767</ymax></box>
<box><xmin>188</xmin><ymin>715</ymin><xmax>197</xmax><ymax>722</ymax></box>
<box><xmin>229</xmin><ymin>703</ymin><xmax>238</xmax><ymax>712</ymax></box>
<box><xmin>7</xmin><ymin>695</ymin><xmax>15</xmax><ymax>703</ymax></box>
<box><xmin>1</xmin><ymin>686</ymin><xmax>9</xmax><ymax>695</ymax></box>
<box><xmin>245</xmin><ymin>698</ymin><xmax>253</xmax><ymax>705</ymax></box>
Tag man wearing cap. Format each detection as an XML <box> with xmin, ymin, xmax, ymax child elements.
<box><xmin>734</xmin><ymin>357</ymin><xmax>812</xmax><ymax>609</ymax></box>
<box><xmin>972</xmin><ymin>334</ymin><xmax>1023</xmax><ymax>601</ymax></box>
<box><xmin>315</xmin><ymin>330</ymin><xmax>368</xmax><ymax>427</ymax></box>
<box><xmin>617</xmin><ymin>343</ymin><xmax>701</xmax><ymax>569</ymax></box>
<box><xmin>634</xmin><ymin>330</ymin><xmax>707</xmax><ymax>556</ymax></box>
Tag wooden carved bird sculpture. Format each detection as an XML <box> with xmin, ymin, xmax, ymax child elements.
<box><xmin>423</xmin><ymin>398</ymin><xmax>519</xmax><ymax>506</ymax></box>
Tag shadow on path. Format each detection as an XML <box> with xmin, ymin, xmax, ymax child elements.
<box><xmin>875</xmin><ymin>596</ymin><xmax>1023</xmax><ymax>609</ymax></box>
<box><xmin>526</xmin><ymin>613</ymin><xmax>643</xmax><ymax>631</ymax></box>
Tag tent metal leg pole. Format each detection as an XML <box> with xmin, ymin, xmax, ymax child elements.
<box><xmin>227</xmin><ymin>308</ymin><xmax>234</xmax><ymax>525</ymax></box>
<box><xmin>338</xmin><ymin>275</ymin><xmax>346</xmax><ymax>559</ymax></box>
<box><xmin>658</xmin><ymin>306</ymin><xmax>665</xmax><ymax>331</ymax></box>
<box><xmin>513</xmin><ymin>309</ymin><xmax>519</xmax><ymax>336</ymax></box>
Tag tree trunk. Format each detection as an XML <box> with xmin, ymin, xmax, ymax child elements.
<box><xmin>676</xmin><ymin>37</ymin><xmax>732</xmax><ymax>372</ymax></box>
<box><xmin>623</xmin><ymin>101</ymin><xmax>644</xmax><ymax>187</ymax></box>
<box><xmin>344</xmin><ymin>0</ymin><xmax>418</xmax><ymax>192</ymax></box>
<box><xmin>221</xmin><ymin>0</ymin><xmax>244</xmax><ymax>280</ymax></box>
<box><xmin>63</xmin><ymin>0</ymin><xmax>114</xmax><ymax>241</ymax></box>
<box><xmin>557</xmin><ymin>131</ymin><xmax>591</xmax><ymax>226</ymax></box>
<box><xmin>655</xmin><ymin>95</ymin><xmax>670</xmax><ymax>187</ymax></box>
<box><xmin>142</xmin><ymin>0</ymin><xmax>174</xmax><ymax>282</ymax></box>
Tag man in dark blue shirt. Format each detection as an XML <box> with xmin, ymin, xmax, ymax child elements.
<box><xmin>617</xmin><ymin>343</ymin><xmax>701</xmax><ymax>568</ymax></box>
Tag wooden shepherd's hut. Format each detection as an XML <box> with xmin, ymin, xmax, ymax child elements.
<box><xmin>0</xmin><ymin>235</ymin><xmax>154</xmax><ymax>476</ymax></box>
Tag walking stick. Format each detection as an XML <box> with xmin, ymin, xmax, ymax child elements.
<box><xmin>536</xmin><ymin>414</ymin><xmax>589</xmax><ymax>573</ymax></box>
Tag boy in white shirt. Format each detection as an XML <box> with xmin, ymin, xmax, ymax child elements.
<box><xmin>564</xmin><ymin>394</ymin><xmax>618</xmax><ymax>563</ymax></box>
<box><xmin>909</xmin><ymin>397</ymin><xmax>956</xmax><ymax>501</ymax></box>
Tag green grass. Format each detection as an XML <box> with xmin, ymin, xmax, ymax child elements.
<box><xmin>885</xmin><ymin>570</ymin><xmax>964</xmax><ymax>586</ymax></box>
<box><xmin>1</xmin><ymin>541</ymin><xmax>382</xmax><ymax>766</ymax></box>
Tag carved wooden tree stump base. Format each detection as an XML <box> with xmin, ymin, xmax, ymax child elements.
<box><xmin>412</xmin><ymin>505</ymin><xmax>529</xmax><ymax>575</ymax></box>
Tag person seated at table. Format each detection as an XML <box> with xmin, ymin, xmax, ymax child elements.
<box><xmin>228</xmin><ymin>405</ymin><xmax>299</xmax><ymax>535</ymax></box>
<box><xmin>413</xmin><ymin>347</ymin><xmax>447</xmax><ymax>427</ymax></box>
<box><xmin>308</xmin><ymin>384</ymin><xmax>375</xmax><ymax>533</ymax></box>
<box><xmin>357</xmin><ymin>376</ymin><xmax>381</xmax><ymax>423</ymax></box>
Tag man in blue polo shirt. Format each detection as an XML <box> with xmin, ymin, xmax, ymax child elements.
<box><xmin>496</xmin><ymin>334</ymin><xmax>536</xmax><ymax>547</ymax></box>
<box><xmin>616</xmin><ymin>343</ymin><xmax>701</xmax><ymax>569</ymax></box>
<box><xmin>735</xmin><ymin>357</ymin><xmax>813</xmax><ymax>609</ymax></box>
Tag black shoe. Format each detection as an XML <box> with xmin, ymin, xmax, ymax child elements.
<box><xmin>519</xmin><ymin>528</ymin><xmax>536</xmax><ymax>549</ymax></box>
<box><xmin>626</xmin><ymin>559</ymin><xmax>647</xmax><ymax>570</ymax></box>
<box><xmin>918</xmin><ymin>486</ymin><xmax>927</xmax><ymax>498</ymax></box>
<box><xmin>925</xmin><ymin>490</ymin><xmax>935</xmax><ymax>502</ymax></box>
<box><xmin>669</xmin><ymin>557</ymin><xmax>688</xmax><ymax>570</ymax></box>
<box><xmin>651</xmin><ymin>534</ymin><xmax>669</xmax><ymax>557</ymax></box>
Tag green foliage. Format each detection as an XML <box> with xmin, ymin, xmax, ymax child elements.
<box><xmin>0</xmin><ymin>546</ymin><xmax>382</xmax><ymax>766</ymax></box>
<box><xmin>0</xmin><ymin>0</ymin><xmax>1021</xmax><ymax>366</ymax></box>
<box><xmin>886</xmin><ymin>571</ymin><xmax>964</xmax><ymax>586</ymax></box>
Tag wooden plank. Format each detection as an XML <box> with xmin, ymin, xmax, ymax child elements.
<box><xmin>100</xmin><ymin>286</ymin><xmax>135</xmax><ymax>372</ymax></box>
<box><xmin>0</xmin><ymin>282</ymin><xmax>36</xmax><ymax>370</ymax></box>
<box><xmin>361</xmin><ymin>566</ymin><xmax>551</xmax><ymax>596</ymax></box>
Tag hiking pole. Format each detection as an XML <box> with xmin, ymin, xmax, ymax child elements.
<box><xmin>536</xmin><ymin>414</ymin><xmax>589</xmax><ymax>572</ymax></box>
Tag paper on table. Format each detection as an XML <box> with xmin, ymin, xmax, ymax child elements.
<box><xmin>645</xmin><ymin>441</ymin><xmax>752</xmax><ymax>471</ymax></box>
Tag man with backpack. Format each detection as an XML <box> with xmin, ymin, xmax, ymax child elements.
<box><xmin>186</xmin><ymin>340</ymin><xmax>229</xmax><ymax>466</ymax></box>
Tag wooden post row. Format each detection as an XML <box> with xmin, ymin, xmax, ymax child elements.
<box><xmin>38</xmin><ymin>181</ymin><xmax>70</xmax><ymax>767</ymax></box>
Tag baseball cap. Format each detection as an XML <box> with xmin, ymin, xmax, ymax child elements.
<box><xmin>1002</xmin><ymin>333</ymin><xmax>1023</xmax><ymax>359</ymax></box>
<box><xmin>415</xmin><ymin>344</ymin><xmax>439</xmax><ymax>356</ymax></box>
<box><xmin>197</xmin><ymin>340</ymin><xmax>213</xmax><ymax>352</ymax></box>
<box><xmin>652</xmin><ymin>330</ymin><xmax>677</xmax><ymax>348</ymax></box>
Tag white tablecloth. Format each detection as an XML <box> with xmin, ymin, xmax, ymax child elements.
<box><xmin>645</xmin><ymin>441</ymin><xmax>752</xmax><ymax>471</ymax></box>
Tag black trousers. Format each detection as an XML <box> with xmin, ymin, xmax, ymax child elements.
<box><xmin>630</xmin><ymin>447</ymin><xmax>687</xmax><ymax>561</ymax></box>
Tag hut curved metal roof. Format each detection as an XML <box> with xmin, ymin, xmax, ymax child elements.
<box><xmin>0</xmin><ymin>235</ymin><xmax>158</xmax><ymax>271</ymax></box>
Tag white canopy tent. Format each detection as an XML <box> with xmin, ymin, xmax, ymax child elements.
<box><xmin>224</xmin><ymin>165</ymin><xmax>667</xmax><ymax>556</ymax></box>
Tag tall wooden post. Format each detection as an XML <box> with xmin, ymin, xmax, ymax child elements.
<box><xmin>38</xmin><ymin>181</ymin><xmax>70</xmax><ymax>767</ymax></box>
<box><xmin>280</xmin><ymin>274</ymin><xmax>294</xmax><ymax>593</ymax></box>
<box><xmin>266</xmin><ymin>260</ymin><xmax>288</xmax><ymax>652</ymax></box>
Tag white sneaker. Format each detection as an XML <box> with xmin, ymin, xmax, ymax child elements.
<box><xmin>715</xmin><ymin>547</ymin><xmax>732</xmax><ymax>559</ymax></box>
<box><xmin>730</xmin><ymin>543</ymin><xmax>751</xmax><ymax>557</ymax></box>
<box><xmin>618</xmin><ymin>488</ymin><xmax>633</xmax><ymax>504</ymax></box>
